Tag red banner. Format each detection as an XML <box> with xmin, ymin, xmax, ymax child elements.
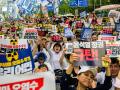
<box><xmin>0</xmin><ymin>78</ymin><xmax>44</xmax><ymax>90</ymax></box>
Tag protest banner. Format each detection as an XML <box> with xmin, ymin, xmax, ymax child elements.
<box><xmin>98</xmin><ymin>35</ymin><xmax>117</xmax><ymax>41</ymax></box>
<box><xmin>102</xmin><ymin>17</ymin><xmax>110</xmax><ymax>24</ymax></box>
<box><xmin>51</xmin><ymin>34</ymin><xmax>62</xmax><ymax>42</ymax></box>
<box><xmin>94</xmin><ymin>24</ymin><xmax>103</xmax><ymax>31</ymax></box>
<box><xmin>117</xmin><ymin>32</ymin><xmax>120</xmax><ymax>40</ymax></box>
<box><xmin>65</xmin><ymin>43</ymin><xmax>73</xmax><ymax>54</ymax></box>
<box><xmin>74</xmin><ymin>41</ymin><xmax>105</xmax><ymax>66</ymax></box>
<box><xmin>101</xmin><ymin>27</ymin><xmax>113</xmax><ymax>35</ymax></box>
<box><xmin>23</xmin><ymin>28</ymin><xmax>38</xmax><ymax>39</ymax></box>
<box><xmin>0</xmin><ymin>39</ymin><xmax>34</xmax><ymax>75</ymax></box>
<box><xmin>80</xmin><ymin>28</ymin><xmax>92</xmax><ymax>41</ymax></box>
<box><xmin>36</xmin><ymin>27</ymin><xmax>48</xmax><ymax>37</ymax></box>
<box><xmin>75</xmin><ymin>21</ymin><xmax>83</xmax><ymax>29</ymax></box>
<box><xmin>52</xmin><ymin>25</ymin><xmax>57</xmax><ymax>33</ymax></box>
<box><xmin>0</xmin><ymin>72</ymin><xmax>56</xmax><ymax>90</ymax></box>
<box><xmin>80</xmin><ymin>11</ymin><xmax>87</xmax><ymax>18</ymax></box>
<box><xmin>106</xmin><ymin>41</ymin><xmax>120</xmax><ymax>57</ymax></box>
<box><xmin>64</xmin><ymin>27</ymin><xmax>74</xmax><ymax>37</ymax></box>
<box><xmin>115</xmin><ymin>23</ymin><xmax>120</xmax><ymax>32</ymax></box>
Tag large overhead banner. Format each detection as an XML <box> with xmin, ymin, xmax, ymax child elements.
<box><xmin>69</xmin><ymin>0</ymin><xmax>88</xmax><ymax>7</ymax></box>
<box><xmin>78</xmin><ymin>0</ymin><xmax>88</xmax><ymax>7</ymax></box>
<box><xmin>0</xmin><ymin>72</ymin><xmax>56</xmax><ymax>90</ymax></box>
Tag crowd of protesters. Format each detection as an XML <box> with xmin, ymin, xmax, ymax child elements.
<box><xmin>0</xmin><ymin>11</ymin><xmax>120</xmax><ymax>90</ymax></box>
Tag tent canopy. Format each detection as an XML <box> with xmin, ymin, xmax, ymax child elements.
<box><xmin>95</xmin><ymin>4</ymin><xmax>120</xmax><ymax>11</ymax></box>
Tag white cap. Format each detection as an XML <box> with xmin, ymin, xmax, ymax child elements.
<box><xmin>78</xmin><ymin>66</ymin><xmax>97</xmax><ymax>76</ymax></box>
<box><xmin>78</xmin><ymin>66</ymin><xmax>90</xmax><ymax>74</ymax></box>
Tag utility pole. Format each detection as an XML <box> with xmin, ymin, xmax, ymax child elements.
<box><xmin>94</xmin><ymin>0</ymin><xmax>96</xmax><ymax>11</ymax></box>
<box><xmin>100</xmin><ymin>0</ymin><xmax>102</xmax><ymax>6</ymax></box>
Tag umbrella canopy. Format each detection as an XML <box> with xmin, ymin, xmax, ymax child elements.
<box><xmin>95</xmin><ymin>4</ymin><xmax>120</xmax><ymax>11</ymax></box>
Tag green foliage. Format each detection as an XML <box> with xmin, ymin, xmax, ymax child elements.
<box><xmin>59</xmin><ymin>0</ymin><xmax>120</xmax><ymax>15</ymax></box>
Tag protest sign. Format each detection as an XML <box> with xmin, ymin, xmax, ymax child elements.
<box><xmin>115</xmin><ymin>23</ymin><xmax>120</xmax><ymax>32</ymax></box>
<box><xmin>65</xmin><ymin>43</ymin><xmax>73</xmax><ymax>54</ymax></box>
<box><xmin>98</xmin><ymin>35</ymin><xmax>117</xmax><ymax>41</ymax></box>
<box><xmin>52</xmin><ymin>25</ymin><xmax>57</xmax><ymax>33</ymax></box>
<box><xmin>106</xmin><ymin>41</ymin><xmax>120</xmax><ymax>57</ymax></box>
<box><xmin>0</xmin><ymin>72</ymin><xmax>56</xmax><ymax>90</ymax></box>
<box><xmin>102</xmin><ymin>17</ymin><xmax>110</xmax><ymax>23</ymax></box>
<box><xmin>94</xmin><ymin>25</ymin><xmax>103</xmax><ymax>31</ymax></box>
<box><xmin>101</xmin><ymin>27</ymin><xmax>113</xmax><ymax>35</ymax></box>
<box><xmin>80</xmin><ymin>28</ymin><xmax>92</xmax><ymax>41</ymax></box>
<box><xmin>117</xmin><ymin>32</ymin><xmax>120</xmax><ymax>40</ymax></box>
<box><xmin>75</xmin><ymin>21</ymin><xmax>83</xmax><ymax>29</ymax></box>
<box><xmin>80</xmin><ymin>11</ymin><xmax>87</xmax><ymax>18</ymax></box>
<box><xmin>74</xmin><ymin>41</ymin><xmax>105</xmax><ymax>66</ymax></box>
<box><xmin>64</xmin><ymin>27</ymin><xmax>74</xmax><ymax>37</ymax></box>
<box><xmin>51</xmin><ymin>34</ymin><xmax>62</xmax><ymax>42</ymax></box>
<box><xmin>23</xmin><ymin>28</ymin><xmax>38</xmax><ymax>39</ymax></box>
<box><xmin>36</xmin><ymin>27</ymin><xmax>48</xmax><ymax>37</ymax></box>
<box><xmin>0</xmin><ymin>39</ymin><xmax>34</xmax><ymax>75</ymax></box>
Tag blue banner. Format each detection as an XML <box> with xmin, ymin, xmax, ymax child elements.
<box><xmin>64</xmin><ymin>27</ymin><xmax>74</xmax><ymax>37</ymax></box>
<box><xmin>115</xmin><ymin>23</ymin><xmax>120</xmax><ymax>32</ymax></box>
<box><xmin>69</xmin><ymin>0</ymin><xmax>78</xmax><ymax>7</ymax></box>
<box><xmin>69</xmin><ymin>0</ymin><xmax>88</xmax><ymax>7</ymax></box>
<box><xmin>78</xmin><ymin>0</ymin><xmax>88</xmax><ymax>7</ymax></box>
<box><xmin>80</xmin><ymin>11</ymin><xmax>87</xmax><ymax>18</ymax></box>
<box><xmin>47</xmin><ymin>4</ymin><xmax>54</xmax><ymax>11</ymax></box>
<box><xmin>0</xmin><ymin>39</ymin><xmax>35</xmax><ymax>75</ymax></box>
<box><xmin>80</xmin><ymin>28</ymin><xmax>92</xmax><ymax>41</ymax></box>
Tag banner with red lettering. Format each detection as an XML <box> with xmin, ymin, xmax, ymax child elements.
<box><xmin>98</xmin><ymin>35</ymin><xmax>117</xmax><ymax>41</ymax></box>
<box><xmin>101</xmin><ymin>26</ymin><xmax>113</xmax><ymax>35</ymax></box>
<box><xmin>0</xmin><ymin>72</ymin><xmax>56</xmax><ymax>90</ymax></box>
<box><xmin>106</xmin><ymin>41</ymin><xmax>120</xmax><ymax>57</ymax></box>
<box><xmin>73</xmin><ymin>41</ymin><xmax>105</xmax><ymax>66</ymax></box>
<box><xmin>23</xmin><ymin>28</ymin><xmax>38</xmax><ymax>39</ymax></box>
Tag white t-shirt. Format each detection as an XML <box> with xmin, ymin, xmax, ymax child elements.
<box><xmin>114</xmin><ymin>78</ymin><xmax>120</xmax><ymax>88</ymax></box>
<box><xmin>42</xmin><ymin>48</ymin><xmax>50</xmax><ymax>62</ymax></box>
<box><xmin>49</xmin><ymin>50</ymin><xmax>63</xmax><ymax>70</ymax></box>
<box><xmin>96</xmin><ymin>72</ymin><xmax>116</xmax><ymax>90</ymax></box>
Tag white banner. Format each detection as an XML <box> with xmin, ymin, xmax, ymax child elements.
<box><xmin>0</xmin><ymin>39</ymin><xmax>28</xmax><ymax>49</ymax></box>
<box><xmin>0</xmin><ymin>72</ymin><xmax>56</xmax><ymax>90</ymax></box>
<box><xmin>98</xmin><ymin>35</ymin><xmax>117</xmax><ymax>41</ymax></box>
<box><xmin>23</xmin><ymin>28</ymin><xmax>38</xmax><ymax>40</ymax></box>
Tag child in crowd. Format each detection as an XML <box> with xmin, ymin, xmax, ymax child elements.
<box><xmin>34</xmin><ymin>52</ymin><xmax>53</xmax><ymax>72</ymax></box>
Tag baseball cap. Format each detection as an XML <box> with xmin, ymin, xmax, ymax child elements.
<box><xmin>78</xmin><ymin>66</ymin><xmax>97</xmax><ymax>76</ymax></box>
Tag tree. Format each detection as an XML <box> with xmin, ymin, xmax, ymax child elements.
<box><xmin>59</xmin><ymin>0</ymin><xmax>71</xmax><ymax>14</ymax></box>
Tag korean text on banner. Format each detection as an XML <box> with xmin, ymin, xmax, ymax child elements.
<box><xmin>0</xmin><ymin>39</ymin><xmax>35</xmax><ymax>75</ymax></box>
<box><xmin>106</xmin><ymin>41</ymin><xmax>120</xmax><ymax>57</ymax></box>
<box><xmin>23</xmin><ymin>28</ymin><xmax>38</xmax><ymax>39</ymax></box>
<box><xmin>80</xmin><ymin>28</ymin><xmax>92</xmax><ymax>41</ymax></box>
<box><xmin>64</xmin><ymin>27</ymin><xmax>74</xmax><ymax>37</ymax></box>
<box><xmin>0</xmin><ymin>72</ymin><xmax>56</xmax><ymax>90</ymax></box>
<box><xmin>73</xmin><ymin>41</ymin><xmax>105</xmax><ymax>66</ymax></box>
